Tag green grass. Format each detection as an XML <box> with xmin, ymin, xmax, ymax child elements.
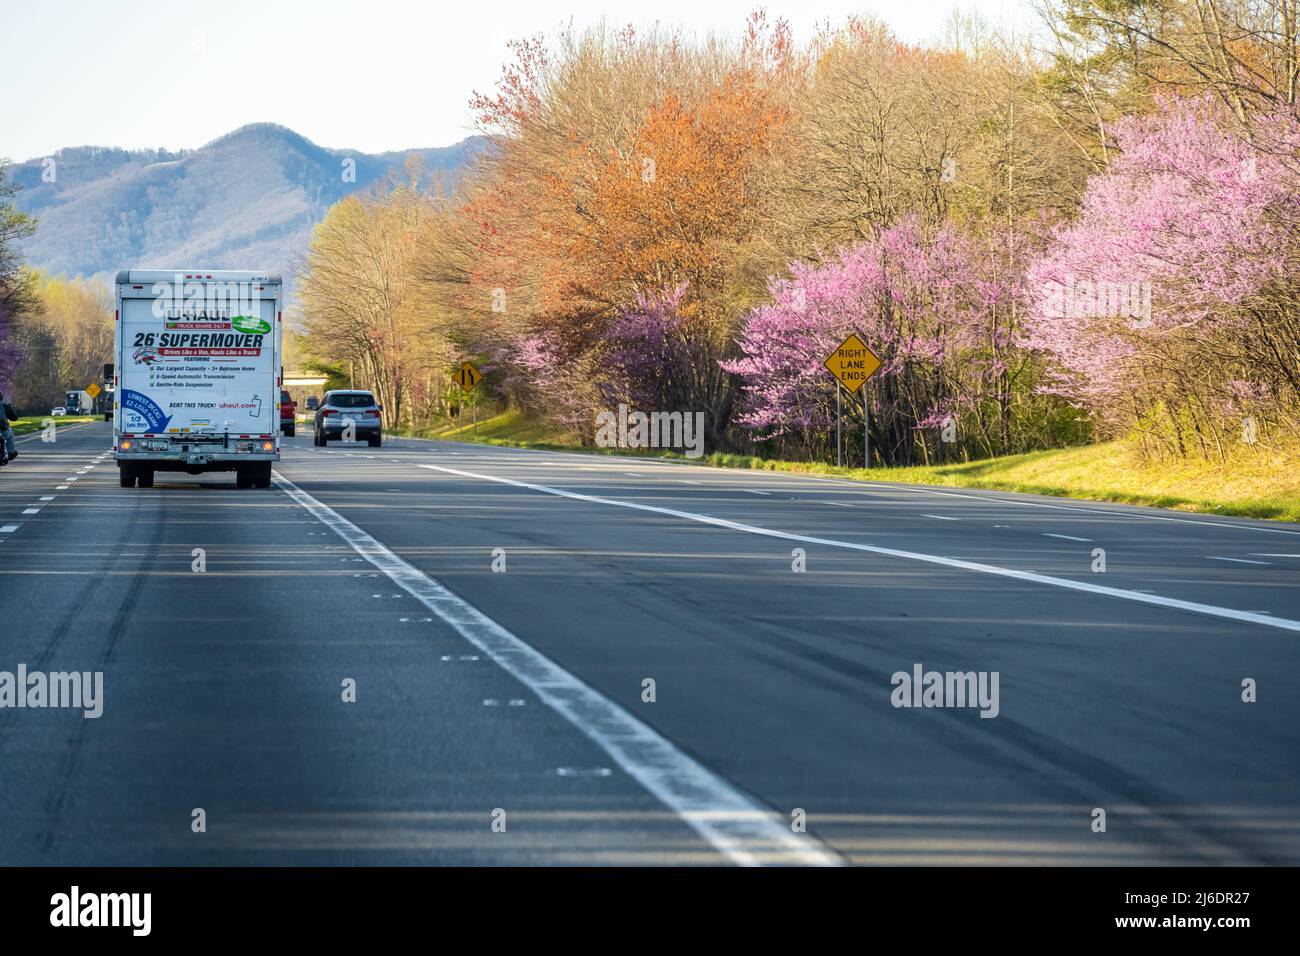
<box><xmin>700</xmin><ymin>443</ymin><xmax>1300</xmax><ymax>522</ymax></box>
<box><xmin>11</xmin><ymin>415</ymin><xmax>97</xmax><ymax>436</ymax></box>
<box><xmin>395</xmin><ymin>408</ymin><xmax>699</xmax><ymax>457</ymax></box>
<box><xmin>395</xmin><ymin>409</ymin><xmax>583</xmax><ymax>449</ymax></box>
<box><xmin>393</xmin><ymin>411</ymin><xmax>1300</xmax><ymax>522</ymax></box>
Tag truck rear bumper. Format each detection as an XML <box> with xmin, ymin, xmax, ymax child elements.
<box><xmin>115</xmin><ymin>452</ymin><xmax>278</xmax><ymax>472</ymax></box>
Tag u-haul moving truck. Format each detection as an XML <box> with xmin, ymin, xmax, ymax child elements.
<box><xmin>113</xmin><ymin>270</ymin><xmax>282</xmax><ymax>489</ymax></box>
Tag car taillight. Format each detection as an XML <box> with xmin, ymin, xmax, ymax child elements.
<box><xmin>323</xmin><ymin>409</ymin><xmax>337</xmax><ymax>416</ymax></box>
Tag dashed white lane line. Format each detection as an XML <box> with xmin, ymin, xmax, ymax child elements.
<box><xmin>820</xmin><ymin>501</ymin><xmax>853</xmax><ymax>508</ymax></box>
<box><xmin>1253</xmin><ymin>553</ymin><xmax>1300</xmax><ymax>558</ymax></box>
<box><xmin>678</xmin><ymin>479</ymin><xmax>701</xmax><ymax>485</ymax></box>
<box><xmin>417</xmin><ymin>462</ymin><xmax>1300</xmax><ymax>636</ymax></box>
<box><xmin>55</xmin><ymin>485</ymin><xmax>69</xmax><ymax>490</ymax></box>
<box><xmin>22</xmin><ymin>509</ymin><xmax>40</xmax><ymax>515</ymax></box>
<box><xmin>0</xmin><ymin>525</ymin><xmax>19</xmax><ymax>533</ymax></box>
<box><xmin>744</xmin><ymin>490</ymin><xmax>771</xmax><ymax>496</ymax></box>
<box><xmin>920</xmin><ymin>513</ymin><xmax>960</xmax><ymax>521</ymax></box>
<box><xmin>274</xmin><ymin>469</ymin><xmax>842</xmax><ymax>867</ymax></box>
<box><xmin>38</xmin><ymin>497</ymin><xmax>54</xmax><ymax>501</ymax></box>
<box><xmin>1207</xmin><ymin>556</ymin><xmax>1271</xmax><ymax>566</ymax></box>
<box><xmin>1044</xmin><ymin>533</ymin><xmax>1092</xmax><ymax>542</ymax></box>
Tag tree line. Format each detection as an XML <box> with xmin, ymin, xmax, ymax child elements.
<box><xmin>6</xmin><ymin>3</ymin><xmax>1296</xmax><ymax>463</ymax></box>
<box><xmin>2</xmin><ymin>166</ymin><xmax>113</xmax><ymax>413</ymax></box>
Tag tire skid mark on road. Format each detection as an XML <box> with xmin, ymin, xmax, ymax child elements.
<box><xmin>36</xmin><ymin>482</ymin><xmax>166</xmax><ymax>856</ymax></box>
<box><xmin>273</xmin><ymin>470</ymin><xmax>843</xmax><ymax>867</ymax></box>
<box><xmin>714</xmin><ymin>609</ymin><xmax>1275</xmax><ymax>864</ymax></box>
<box><xmin>0</xmin><ymin>475</ymin><xmax>145</xmax><ymax>818</ymax></box>
<box><xmin>415</xmin><ymin>463</ymin><xmax>1300</xmax><ymax>636</ymax></box>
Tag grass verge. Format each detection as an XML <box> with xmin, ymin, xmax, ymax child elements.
<box><xmin>11</xmin><ymin>415</ymin><xmax>98</xmax><ymax>436</ymax></box>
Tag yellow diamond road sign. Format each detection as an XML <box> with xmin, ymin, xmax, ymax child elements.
<box><xmin>823</xmin><ymin>334</ymin><xmax>882</xmax><ymax>395</ymax></box>
<box><xmin>453</xmin><ymin>361</ymin><xmax>482</xmax><ymax>392</ymax></box>
<box><xmin>85</xmin><ymin>382</ymin><xmax>101</xmax><ymax>399</ymax></box>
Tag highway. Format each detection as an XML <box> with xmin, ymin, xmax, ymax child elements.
<box><xmin>1</xmin><ymin>421</ymin><xmax>1297</xmax><ymax>865</ymax></box>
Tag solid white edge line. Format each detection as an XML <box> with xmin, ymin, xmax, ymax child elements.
<box><xmin>396</xmin><ymin>432</ymin><xmax>1300</xmax><ymax>537</ymax></box>
<box><xmin>417</xmin><ymin>463</ymin><xmax>1300</xmax><ymax>636</ymax></box>
<box><xmin>14</xmin><ymin>421</ymin><xmax>96</xmax><ymax>444</ymax></box>
<box><xmin>865</xmin><ymin>483</ymin><xmax>1300</xmax><ymax>537</ymax></box>
<box><xmin>272</xmin><ymin>469</ymin><xmax>843</xmax><ymax>867</ymax></box>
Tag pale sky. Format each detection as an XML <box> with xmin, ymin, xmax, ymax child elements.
<box><xmin>1</xmin><ymin>0</ymin><xmax>1036</xmax><ymax>161</ymax></box>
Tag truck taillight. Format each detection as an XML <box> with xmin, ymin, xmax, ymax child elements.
<box><xmin>262</xmin><ymin>440</ymin><xmax>274</xmax><ymax>451</ymax></box>
<box><xmin>119</xmin><ymin>440</ymin><xmax>132</xmax><ymax>450</ymax></box>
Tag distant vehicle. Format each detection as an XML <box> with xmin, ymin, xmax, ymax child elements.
<box><xmin>305</xmin><ymin>396</ymin><xmax>319</xmax><ymax>411</ymax></box>
<box><xmin>114</xmin><ymin>270</ymin><xmax>282</xmax><ymax>489</ymax></box>
<box><xmin>51</xmin><ymin>407</ymin><xmax>67</xmax><ymax>416</ymax></box>
<box><xmin>280</xmin><ymin>389</ymin><xmax>296</xmax><ymax>437</ymax></box>
<box><xmin>314</xmin><ymin>390</ymin><xmax>382</xmax><ymax>447</ymax></box>
<box><xmin>64</xmin><ymin>389</ymin><xmax>91</xmax><ymax>415</ymax></box>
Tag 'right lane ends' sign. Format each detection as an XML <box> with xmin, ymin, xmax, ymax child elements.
<box><xmin>823</xmin><ymin>333</ymin><xmax>882</xmax><ymax>395</ymax></box>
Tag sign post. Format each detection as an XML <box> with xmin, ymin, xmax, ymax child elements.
<box><xmin>822</xmin><ymin>333</ymin><xmax>883</xmax><ymax>468</ymax></box>
<box><xmin>864</xmin><ymin>396</ymin><xmax>870</xmax><ymax>468</ymax></box>
<box><xmin>835</xmin><ymin>387</ymin><xmax>842</xmax><ymax>467</ymax></box>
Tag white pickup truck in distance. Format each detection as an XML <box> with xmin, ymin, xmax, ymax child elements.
<box><xmin>113</xmin><ymin>270</ymin><xmax>283</xmax><ymax>489</ymax></box>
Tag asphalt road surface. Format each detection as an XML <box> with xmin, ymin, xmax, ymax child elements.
<box><xmin>1</xmin><ymin>421</ymin><xmax>1297</xmax><ymax>865</ymax></box>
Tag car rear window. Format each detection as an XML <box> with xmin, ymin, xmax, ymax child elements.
<box><xmin>329</xmin><ymin>394</ymin><xmax>376</xmax><ymax>408</ymax></box>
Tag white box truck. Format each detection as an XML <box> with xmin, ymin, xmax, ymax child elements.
<box><xmin>64</xmin><ymin>389</ymin><xmax>92</xmax><ymax>415</ymax></box>
<box><xmin>113</xmin><ymin>270</ymin><xmax>283</xmax><ymax>489</ymax></box>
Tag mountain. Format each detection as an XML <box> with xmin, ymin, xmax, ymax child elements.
<box><xmin>7</xmin><ymin>123</ymin><xmax>485</xmax><ymax>289</ymax></box>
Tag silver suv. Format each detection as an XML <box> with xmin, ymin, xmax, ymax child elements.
<box><xmin>313</xmin><ymin>390</ymin><xmax>383</xmax><ymax>447</ymax></box>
